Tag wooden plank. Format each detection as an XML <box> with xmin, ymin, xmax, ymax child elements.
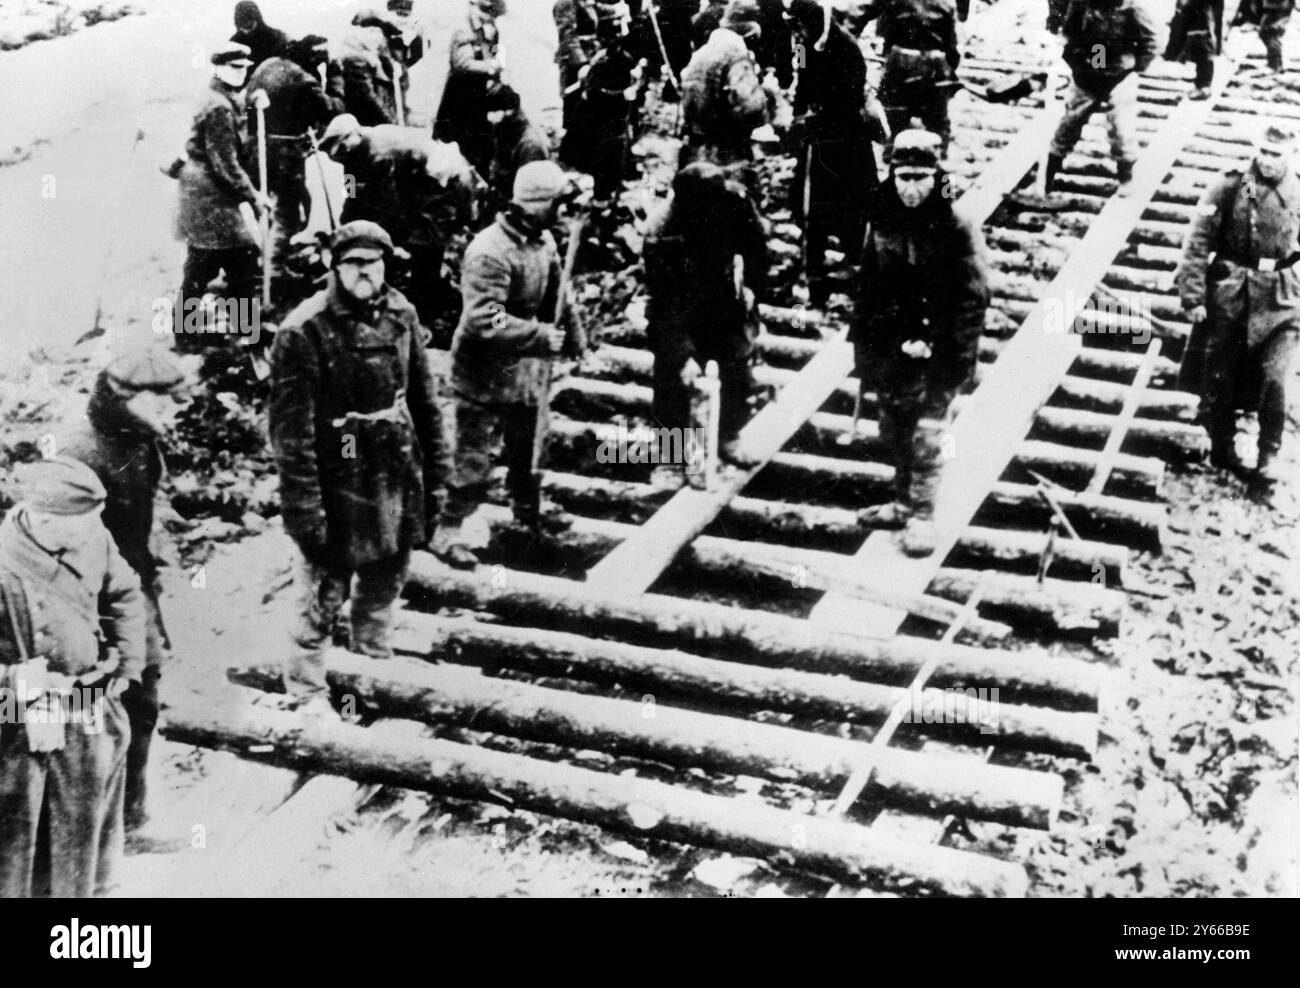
<box><xmin>809</xmin><ymin>77</ymin><xmax>1230</xmax><ymax>639</ymax></box>
<box><xmin>1086</xmin><ymin>339</ymin><xmax>1163</xmax><ymax>494</ymax></box>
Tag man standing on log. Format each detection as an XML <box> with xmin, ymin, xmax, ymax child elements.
<box><xmin>269</xmin><ymin>221</ymin><xmax>448</xmax><ymax>714</ymax></box>
<box><xmin>1042</xmin><ymin>0</ymin><xmax>1158</xmax><ymax>196</ymax></box>
<box><xmin>0</xmin><ymin>458</ymin><xmax>145</xmax><ymax>897</ymax></box>
<box><xmin>60</xmin><ymin>347</ymin><xmax>190</xmax><ymax>843</ymax></box>
<box><xmin>643</xmin><ymin>161</ymin><xmax>768</xmax><ymax>485</ymax></box>
<box><xmin>319</xmin><ymin>113</ymin><xmax>480</xmax><ymax>329</ymax></box>
<box><xmin>850</xmin><ymin>130</ymin><xmax>989</xmax><ymax>557</ymax></box>
<box><xmin>1164</xmin><ymin>0</ymin><xmax>1224</xmax><ymax>99</ymax></box>
<box><xmin>1175</xmin><ymin>124</ymin><xmax>1300</xmax><ymax>489</ymax></box>
<box><xmin>862</xmin><ymin>0</ymin><xmax>963</xmax><ymax>147</ymax></box>
<box><xmin>431</xmin><ymin>162</ymin><xmax>575</xmax><ymax>570</ymax></box>
<box><xmin>680</xmin><ymin>0</ymin><xmax>774</xmax><ymax>176</ymax></box>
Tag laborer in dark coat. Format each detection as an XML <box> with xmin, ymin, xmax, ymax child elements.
<box><xmin>319</xmin><ymin>114</ymin><xmax>480</xmax><ymax>326</ymax></box>
<box><xmin>555</xmin><ymin>1</ymin><xmax>626</xmax><ymax>132</ymax></box>
<box><xmin>231</xmin><ymin>0</ymin><xmax>289</xmax><ymax>69</ymax></box>
<box><xmin>327</xmin><ymin>21</ymin><xmax>403</xmax><ymax>127</ymax></box>
<box><xmin>60</xmin><ymin>347</ymin><xmax>190</xmax><ymax>838</ymax></box>
<box><xmin>486</xmin><ymin>83</ymin><xmax>554</xmax><ymax>210</ymax></box>
<box><xmin>851</xmin><ymin>130</ymin><xmax>989</xmax><ymax>557</ymax></box>
<box><xmin>1235</xmin><ymin>0</ymin><xmax>1294</xmax><ymax>71</ymax></box>
<box><xmin>0</xmin><ymin>457</ymin><xmax>145</xmax><ymax>898</ymax></box>
<box><xmin>434</xmin><ymin>0</ymin><xmax>508</xmax><ymax>178</ymax></box>
<box><xmin>1175</xmin><ymin>124</ymin><xmax>1300</xmax><ymax>486</ymax></box>
<box><xmin>1164</xmin><ymin>0</ymin><xmax>1223</xmax><ymax>98</ymax></box>
<box><xmin>680</xmin><ymin>0</ymin><xmax>772</xmax><ymax>173</ymax></box>
<box><xmin>268</xmin><ymin>221</ymin><xmax>448</xmax><ymax>712</ymax></box>
<box><xmin>247</xmin><ymin>35</ymin><xmax>343</xmax><ymax>304</ymax></box>
<box><xmin>788</xmin><ymin>0</ymin><xmax>887</xmax><ymax>308</ymax></box>
<box><xmin>864</xmin><ymin>0</ymin><xmax>963</xmax><ymax>147</ymax></box>
<box><xmin>643</xmin><ymin>162</ymin><xmax>768</xmax><ymax>484</ymax></box>
<box><xmin>174</xmin><ymin>42</ymin><xmax>270</xmax><ymax>352</ymax></box>
<box><xmin>431</xmin><ymin>162</ymin><xmax>574</xmax><ymax>570</ymax></box>
<box><xmin>634</xmin><ymin>0</ymin><xmax>696</xmax><ymax>100</ymax></box>
<box><xmin>560</xmin><ymin>18</ymin><xmax>643</xmax><ymax>201</ymax></box>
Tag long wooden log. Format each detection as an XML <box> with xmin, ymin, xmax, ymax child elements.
<box><xmin>1032</xmin><ymin>406</ymin><xmax>1207</xmax><ymax>461</ymax></box>
<box><xmin>229</xmin><ymin>651</ymin><xmax>1066</xmax><ymax>828</ymax></box>
<box><xmin>405</xmin><ymin>553</ymin><xmax>1103</xmax><ymax>709</ymax></box>
<box><xmin>162</xmin><ymin>698</ymin><xmax>1028</xmax><ymax>895</ymax></box>
<box><xmin>541</xmin><ymin>471</ymin><xmax>1133</xmax><ymax>576</ymax></box>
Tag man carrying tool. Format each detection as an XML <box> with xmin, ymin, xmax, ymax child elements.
<box><xmin>555</xmin><ymin>2</ymin><xmax>629</xmax><ymax>133</ymax></box>
<box><xmin>486</xmin><ymin>83</ymin><xmax>554</xmax><ymax>210</ymax></box>
<box><xmin>850</xmin><ymin>129</ymin><xmax>990</xmax><ymax>557</ymax></box>
<box><xmin>1175</xmin><ymin>124</ymin><xmax>1300</xmax><ymax>490</ymax></box>
<box><xmin>269</xmin><ymin>221</ymin><xmax>448</xmax><ymax>714</ymax></box>
<box><xmin>862</xmin><ymin>0</ymin><xmax>963</xmax><ymax>147</ymax></box>
<box><xmin>643</xmin><ymin>161</ymin><xmax>769</xmax><ymax>486</ymax></box>
<box><xmin>0</xmin><ymin>457</ymin><xmax>146</xmax><ymax>897</ymax></box>
<box><xmin>679</xmin><ymin>0</ymin><xmax>775</xmax><ymax>175</ymax></box>
<box><xmin>319</xmin><ymin>113</ymin><xmax>480</xmax><ymax>329</ymax></box>
<box><xmin>431</xmin><ymin>161</ymin><xmax>579</xmax><ymax>570</ymax></box>
<box><xmin>173</xmin><ymin>41</ymin><xmax>271</xmax><ymax>354</ymax></box>
<box><xmin>60</xmin><ymin>346</ymin><xmax>190</xmax><ymax>844</ymax></box>
<box><xmin>787</xmin><ymin>0</ymin><xmax>887</xmax><ymax>309</ymax></box>
<box><xmin>246</xmin><ymin>35</ymin><xmax>342</xmax><ymax>308</ymax></box>
<box><xmin>1041</xmin><ymin>0</ymin><xmax>1159</xmax><ymax>196</ymax></box>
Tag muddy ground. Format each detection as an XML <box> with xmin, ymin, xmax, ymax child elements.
<box><xmin>0</xmin><ymin>0</ymin><xmax>1296</xmax><ymax>897</ymax></box>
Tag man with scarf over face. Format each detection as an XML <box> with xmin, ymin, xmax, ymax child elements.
<box><xmin>787</xmin><ymin>0</ymin><xmax>887</xmax><ymax>308</ymax></box>
<box><xmin>1175</xmin><ymin>125</ymin><xmax>1300</xmax><ymax>489</ymax></box>
<box><xmin>850</xmin><ymin>130</ymin><xmax>989</xmax><ymax>557</ymax></box>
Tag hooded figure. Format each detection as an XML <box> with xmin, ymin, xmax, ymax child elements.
<box><xmin>642</xmin><ymin>161</ymin><xmax>769</xmax><ymax>481</ymax></box>
<box><xmin>231</xmin><ymin>1</ymin><xmax>289</xmax><ymax>68</ymax></box>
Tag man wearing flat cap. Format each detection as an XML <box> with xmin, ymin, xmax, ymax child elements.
<box><xmin>851</xmin><ymin>129</ymin><xmax>989</xmax><ymax>557</ymax></box>
<box><xmin>61</xmin><ymin>346</ymin><xmax>191</xmax><ymax>838</ymax></box>
<box><xmin>0</xmin><ymin>457</ymin><xmax>146</xmax><ymax>897</ymax></box>
<box><xmin>174</xmin><ymin>40</ymin><xmax>272</xmax><ymax>352</ymax></box>
<box><xmin>431</xmin><ymin>161</ymin><xmax>576</xmax><ymax>569</ymax></box>
<box><xmin>1176</xmin><ymin>124</ymin><xmax>1300</xmax><ymax>490</ymax></box>
<box><xmin>269</xmin><ymin>220</ymin><xmax>448</xmax><ymax>713</ymax></box>
<box><xmin>319</xmin><ymin>113</ymin><xmax>480</xmax><ymax>328</ymax></box>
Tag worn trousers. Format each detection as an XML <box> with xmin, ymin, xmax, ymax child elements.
<box><xmin>1203</xmin><ymin>324</ymin><xmax>1299</xmax><ymax>457</ymax></box>
<box><xmin>0</xmin><ymin>695</ymin><xmax>130</xmax><ymax>898</ymax></box>
<box><xmin>266</xmin><ymin>139</ymin><xmax>310</xmax><ymax>296</ymax></box>
<box><xmin>876</xmin><ymin>377</ymin><xmax>958</xmax><ymax>518</ymax></box>
<box><xmin>1050</xmin><ymin>73</ymin><xmax>1139</xmax><ymax>164</ymax></box>
<box><xmin>120</xmin><ymin>588</ymin><xmax>167</xmax><ymax>828</ymax></box>
<box><xmin>285</xmin><ymin>548</ymin><xmax>411</xmax><ymax>701</ymax></box>
<box><xmin>440</xmin><ymin>398</ymin><xmax>540</xmax><ymax>525</ymax></box>
<box><xmin>651</xmin><ymin>351</ymin><xmax>755</xmax><ymax>444</ymax></box>
<box><xmin>177</xmin><ymin>246</ymin><xmax>260</xmax><ymax>353</ymax></box>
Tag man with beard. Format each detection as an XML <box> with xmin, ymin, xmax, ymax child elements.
<box><xmin>246</xmin><ymin>35</ymin><xmax>342</xmax><ymax>305</ymax></box>
<box><xmin>850</xmin><ymin>130</ymin><xmax>989</xmax><ymax>557</ymax></box>
<box><xmin>61</xmin><ymin>347</ymin><xmax>191</xmax><ymax>841</ymax></box>
<box><xmin>434</xmin><ymin>0</ymin><xmax>508</xmax><ymax>178</ymax></box>
<box><xmin>643</xmin><ymin>161</ymin><xmax>769</xmax><ymax>485</ymax></box>
<box><xmin>1175</xmin><ymin>125</ymin><xmax>1300</xmax><ymax>489</ymax></box>
<box><xmin>269</xmin><ymin>221</ymin><xmax>448</xmax><ymax>713</ymax></box>
<box><xmin>787</xmin><ymin>0</ymin><xmax>887</xmax><ymax>308</ymax></box>
<box><xmin>319</xmin><ymin>114</ymin><xmax>480</xmax><ymax>327</ymax></box>
<box><xmin>430</xmin><ymin>162</ymin><xmax>575</xmax><ymax>570</ymax></box>
<box><xmin>173</xmin><ymin>42</ymin><xmax>272</xmax><ymax>353</ymax></box>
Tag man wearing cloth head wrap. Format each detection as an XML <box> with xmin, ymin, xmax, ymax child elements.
<box><xmin>268</xmin><ymin>221</ymin><xmax>449</xmax><ymax>713</ymax></box>
<box><xmin>431</xmin><ymin>161</ymin><xmax>575</xmax><ymax>569</ymax></box>
<box><xmin>850</xmin><ymin>130</ymin><xmax>989</xmax><ymax>557</ymax></box>
<box><xmin>1175</xmin><ymin>125</ymin><xmax>1300</xmax><ymax>488</ymax></box>
<box><xmin>60</xmin><ymin>347</ymin><xmax>190</xmax><ymax>839</ymax></box>
<box><xmin>231</xmin><ymin>1</ymin><xmax>289</xmax><ymax>69</ymax></box>
<box><xmin>0</xmin><ymin>457</ymin><xmax>146</xmax><ymax>897</ymax></box>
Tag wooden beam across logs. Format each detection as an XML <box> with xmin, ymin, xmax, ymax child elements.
<box><xmin>474</xmin><ymin>508</ymin><xmax>1126</xmax><ymax>637</ymax></box>
<box><xmin>405</xmin><ymin>553</ymin><xmax>1103</xmax><ymax>710</ymax></box>
<box><xmin>549</xmin><ymin>419</ymin><xmax>1166</xmax><ymax>501</ymax></box>
<box><xmin>228</xmin><ymin>650</ymin><xmax>1067</xmax><ymax>829</ymax></box>
<box><xmin>539</xmin><ymin>472</ymin><xmax>1131</xmax><ymax>578</ymax></box>
<box><xmin>160</xmin><ymin>698</ymin><xmax>1029</xmax><ymax>897</ymax></box>
<box><xmin>541</xmin><ymin>469</ymin><xmax>1162</xmax><ymax>554</ymax></box>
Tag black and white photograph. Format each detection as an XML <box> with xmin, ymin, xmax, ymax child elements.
<box><xmin>0</xmin><ymin>0</ymin><xmax>1295</xmax><ymax>923</ymax></box>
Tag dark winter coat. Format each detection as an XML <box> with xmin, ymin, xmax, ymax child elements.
<box><xmin>59</xmin><ymin>374</ymin><xmax>165</xmax><ymax>592</ymax></box>
<box><xmin>1175</xmin><ymin>164</ymin><xmax>1300</xmax><ymax>400</ymax></box>
<box><xmin>450</xmin><ymin>211</ymin><xmax>561</xmax><ymax>406</ymax></box>
<box><xmin>433</xmin><ymin>13</ymin><xmax>501</xmax><ymax>174</ymax></box>
<box><xmin>490</xmin><ymin>113</ymin><xmax>553</xmax><ymax>205</ymax></box>
<box><xmin>231</xmin><ymin>17</ymin><xmax>289</xmax><ymax>68</ymax></box>
<box><xmin>175</xmin><ymin>78</ymin><xmax>259</xmax><ymax>250</ymax></box>
<box><xmin>247</xmin><ymin>55</ymin><xmax>342</xmax><ymax>139</ymax></box>
<box><xmin>269</xmin><ymin>282</ymin><xmax>447</xmax><ymax>566</ymax></box>
<box><xmin>643</xmin><ymin>164</ymin><xmax>768</xmax><ymax>366</ymax></box>
<box><xmin>1060</xmin><ymin>0</ymin><xmax>1159</xmax><ymax>92</ymax></box>
<box><xmin>851</xmin><ymin>180</ymin><xmax>990</xmax><ymax>395</ymax></box>
<box><xmin>560</xmin><ymin>37</ymin><xmax>639</xmax><ymax>188</ymax></box>
<box><xmin>1164</xmin><ymin>0</ymin><xmax>1224</xmax><ymax>61</ymax></box>
<box><xmin>681</xmin><ymin>26</ymin><xmax>770</xmax><ymax>165</ymax></box>
<box><xmin>327</xmin><ymin>26</ymin><xmax>403</xmax><ymax>127</ymax></box>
